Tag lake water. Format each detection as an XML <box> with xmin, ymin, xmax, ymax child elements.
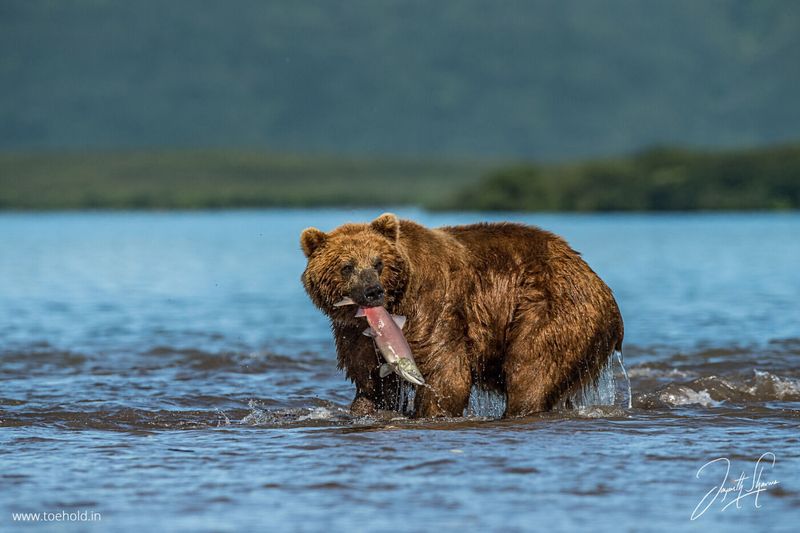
<box><xmin>1</xmin><ymin>209</ymin><xmax>799</xmax><ymax>532</ymax></box>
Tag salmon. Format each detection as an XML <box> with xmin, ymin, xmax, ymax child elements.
<box><xmin>333</xmin><ymin>298</ymin><xmax>424</xmax><ymax>385</ymax></box>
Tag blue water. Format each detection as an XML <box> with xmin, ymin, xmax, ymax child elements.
<box><xmin>1</xmin><ymin>210</ymin><xmax>799</xmax><ymax>531</ymax></box>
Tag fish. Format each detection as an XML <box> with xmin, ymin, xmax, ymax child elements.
<box><xmin>360</xmin><ymin>306</ymin><xmax>425</xmax><ymax>386</ymax></box>
<box><xmin>332</xmin><ymin>297</ymin><xmax>424</xmax><ymax>386</ymax></box>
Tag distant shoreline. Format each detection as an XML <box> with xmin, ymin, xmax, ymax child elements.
<box><xmin>443</xmin><ymin>142</ymin><xmax>800</xmax><ymax>212</ymax></box>
<box><xmin>1</xmin><ymin>143</ymin><xmax>798</xmax><ymax>211</ymax></box>
<box><xmin>0</xmin><ymin>150</ymin><xmax>492</xmax><ymax>211</ymax></box>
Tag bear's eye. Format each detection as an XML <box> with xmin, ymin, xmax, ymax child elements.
<box><xmin>373</xmin><ymin>258</ymin><xmax>384</xmax><ymax>273</ymax></box>
<box><xmin>341</xmin><ymin>264</ymin><xmax>355</xmax><ymax>277</ymax></box>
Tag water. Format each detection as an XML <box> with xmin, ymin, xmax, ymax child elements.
<box><xmin>1</xmin><ymin>210</ymin><xmax>799</xmax><ymax>532</ymax></box>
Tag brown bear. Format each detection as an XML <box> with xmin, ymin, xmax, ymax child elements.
<box><xmin>300</xmin><ymin>213</ymin><xmax>623</xmax><ymax>418</ymax></box>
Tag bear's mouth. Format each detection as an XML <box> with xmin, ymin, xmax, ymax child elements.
<box><xmin>335</xmin><ymin>287</ymin><xmax>385</xmax><ymax>308</ymax></box>
<box><xmin>333</xmin><ymin>297</ymin><xmax>378</xmax><ymax>312</ymax></box>
<box><xmin>332</xmin><ymin>297</ymin><xmax>369</xmax><ymax>325</ymax></box>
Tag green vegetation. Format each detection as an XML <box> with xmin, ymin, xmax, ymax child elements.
<box><xmin>0</xmin><ymin>151</ymin><xmax>492</xmax><ymax>209</ymax></box>
<box><xmin>445</xmin><ymin>143</ymin><xmax>800</xmax><ymax>211</ymax></box>
<box><xmin>2</xmin><ymin>1</ymin><xmax>799</xmax><ymax>158</ymax></box>
<box><xmin>1</xmin><ymin>143</ymin><xmax>798</xmax><ymax>211</ymax></box>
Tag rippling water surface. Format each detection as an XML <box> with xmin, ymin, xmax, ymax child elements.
<box><xmin>1</xmin><ymin>210</ymin><xmax>799</xmax><ymax>531</ymax></box>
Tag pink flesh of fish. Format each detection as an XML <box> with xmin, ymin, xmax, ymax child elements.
<box><xmin>362</xmin><ymin>306</ymin><xmax>425</xmax><ymax>385</ymax></box>
<box><xmin>363</xmin><ymin>306</ymin><xmax>413</xmax><ymax>363</ymax></box>
<box><xmin>332</xmin><ymin>298</ymin><xmax>424</xmax><ymax>385</ymax></box>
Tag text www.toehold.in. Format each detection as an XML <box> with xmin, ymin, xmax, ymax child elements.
<box><xmin>11</xmin><ymin>510</ymin><xmax>101</xmax><ymax>522</ymax></box>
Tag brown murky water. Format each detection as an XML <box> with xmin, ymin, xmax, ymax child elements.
<box><xmin>1</xmin><ymin>211</ymin><xmax>799</xmax><ymax>531</ymax></box>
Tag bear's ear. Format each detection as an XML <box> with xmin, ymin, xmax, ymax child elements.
<box><xmin>370</xmin><ymin>213</ymin><xmax>400</xmax><ymax>242</ymax></box>
<box><xmin>300</xmin><ymin>227</ymin><xmax>327</xmax><ymax>257</ymax></box>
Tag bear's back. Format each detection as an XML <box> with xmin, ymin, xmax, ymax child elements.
<box><xmin>436</xmin><ymin>221</ymin><xmax>572</xmax><ymax>265</ymax></box>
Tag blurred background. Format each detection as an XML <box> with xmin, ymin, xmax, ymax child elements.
<box><xmin>1</xmin><ymin>0</ymin><xmax>799</xmax><ymax>211</ymax></box>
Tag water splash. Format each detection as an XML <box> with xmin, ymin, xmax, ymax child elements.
<box><xmin>562</xmin><ymin>349</ymin><xmax>632</xmax><ymax>410</ymax></box>
<box><xmin>634</xmin><ymin>368</ymin><xmax>800</xmax><ymax>408</ymax></box>
<box><xmin>396</xmin><ymin>382</ymin><xmax>417</xmax><ymax>415</ymax></box>
<box><xmin>239</xmin><ymin>399</ymin><xmax>351</xmax><ymax>426</ymax></box>
<box><xmin>465</xmin><ymin>387</ymin><xmax>506</xmax><ymax>418</ymax></box>
<box><xmin>748</xmin><ymin>370</ymin><xmax>800</xmax><ymax>400</ymax></box>
<box><xmin>298</xmin><ymin>407</ymin><xmax>338</xmax><ymax>421</ymax></box>
<box><xmin>215</xmin><ymin>408</ymin><xmax>232</xmax><ymax>427</ymax></box>
<box><xmin>657</xmin><ymin>386</ymin><xmax>719</xmax><ymax>407</ymax></box>
<box><xmin>616</xmin><ymin>350</ymin><xmax>633</xmax><ymax>408</ymax></box>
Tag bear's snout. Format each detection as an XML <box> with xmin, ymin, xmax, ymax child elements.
<box><xmin>363</xmin><ymin>284</ymin><xmax>385</xmax><ymax>303</ymax></box>
<box><xmin>350</xmin><ymin>269</ymin><xmax>385</xmax><ymax>307</ymax></box>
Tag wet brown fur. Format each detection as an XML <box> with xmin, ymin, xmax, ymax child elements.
<box><xmin>300</xmin><ymin>213</ymin><xmax>623</xmax><ymax>418</ymax></box>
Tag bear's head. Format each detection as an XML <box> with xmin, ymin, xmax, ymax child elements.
<box><xmin>300</xmin><ymin>213</ymin><xmax>408</xmax><ymax>323</ymax></box>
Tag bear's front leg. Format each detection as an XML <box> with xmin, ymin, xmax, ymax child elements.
<box><xmin>333</xmin><ymin>324</ymin><xmax>400</xmax><ymax>415</ymax></box>
<box><xmin>350</xmin><ymin>394</ymin><xmax>377</xmax><ymax>416</ymax></box>
<box><xmin>350</xmin><ymin>365</ymin><xmax>402</xmax><ymax>416</ymax></box>
<box><xmin>413</xmin><ymin>346</ymin><xmax>472</xmax><ymax>418</ymax></box>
